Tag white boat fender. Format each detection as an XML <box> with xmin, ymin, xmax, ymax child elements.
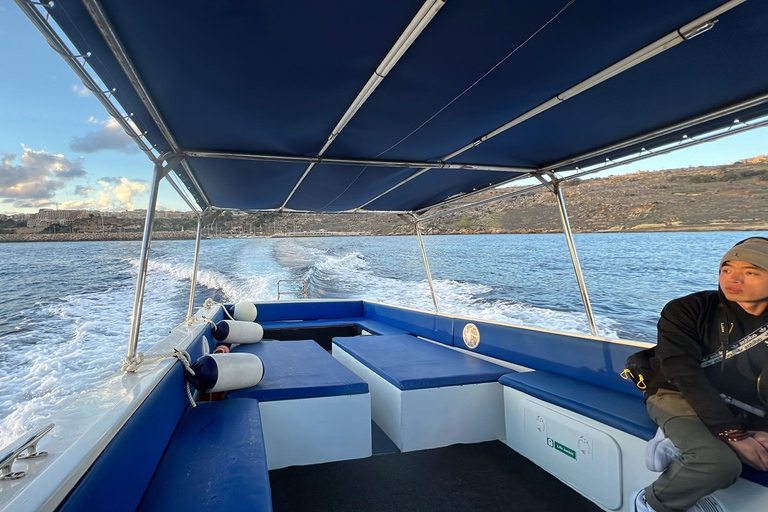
<box><xmin>213</xmin><ymin>320</ymin><xmax>264</xmax><ymax>344</ymax></box>
<box><xmin>187</xmin><ymin>353</ymin><xmax>265</xmax><ymax>393</ymax></box>
<box><xmin>226</xmin><ymin>301</ymin><xmax>258</xmax><ymax>322</ymax></box>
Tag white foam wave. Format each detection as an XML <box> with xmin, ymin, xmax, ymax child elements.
<box><xmin>144</xmin><ymin>259</ymin><xmax>272</xmax><ymax>303</ymax></box>
<box><xmin>0</xmin><ymin>259</ymin><xmax>198</xmax><ymax>448</ymax></box>
<box><xmin>0</xmin><ymin>285</ymin><xmax>139</xmax><ymax>448</ymax></box>
<box><xmin>1</xmin><ymin>237</ymin><xmax>624</xmax><ymax>449</ymax></box>
<box><xmin>305</xmin><ymin>246</ymin><xmax>619</xmax><ymax>338</ymax></box>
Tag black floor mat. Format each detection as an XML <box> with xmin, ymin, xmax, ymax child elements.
<box><xmin>269</xmin><ymin>441</ymin><xmax>602</xmax><ymax>512</ymax></box>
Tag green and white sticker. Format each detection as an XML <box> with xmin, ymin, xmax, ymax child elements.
<box><xmin>547</xmin><ymin>437</ymin><xmax>576</xmax><ymax>460</ymax></box>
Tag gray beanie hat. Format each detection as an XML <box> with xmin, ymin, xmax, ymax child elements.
<box><xmin>720</xmin><ymin>237</ymin><xmax>768</xmax><ymax>270</ymax></box>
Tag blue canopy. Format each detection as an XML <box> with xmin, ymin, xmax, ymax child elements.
<box><xmin>33</xmin><ymin>0</ymin><xmax>768</xmax><ymax>213</ymax></box>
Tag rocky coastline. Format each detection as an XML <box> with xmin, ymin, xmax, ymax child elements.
<box><xmin>2</xmin><ymin>157</ymin><xmax>767</xmax><ymax>243</ymax></box>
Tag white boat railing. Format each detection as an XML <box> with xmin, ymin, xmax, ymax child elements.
<box><xmin>277</xmin><ymin>280</ymin><xmax>309</xmax><ymax>300</ymax></box>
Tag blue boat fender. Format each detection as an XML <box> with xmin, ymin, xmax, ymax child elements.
<box><xmin>226</xmin><ymin>301</ymin><xmax>258</xmax><ymax>322</ymax></box>
<box><xmin>213</xmin><ymin>320</ymin><xmax>264</xmax><ymax>344</ymax></box>
<box><xmin>187</xmin><ymin>353</ymin><xmax>265</xmax><ymax>393</ymax></box>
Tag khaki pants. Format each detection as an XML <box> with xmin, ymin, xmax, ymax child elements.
<box><xmin>644</xmin><ymin>390</ymin><xmax>742</xmax><ymax>512</ymax></box>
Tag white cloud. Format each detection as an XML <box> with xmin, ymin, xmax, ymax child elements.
<box><xmin>73</xmin><ymin>185</ymin><xmax>93</xmax><ymax>197</ymax></box>
<box><xmin>112</xmin><ymin>177</ymin><xmax>147</xmax><ymax>210</ymax></box>
<box><xmin>0</xmin><ymin>147</ymin><xmax>87</xmax><ymax>207</ymax></box>
<box><xmin>12</xmin><ymin>198</ymin><xmax>57</xmax><ymax>210</ymax></box>
<box><xmin>96</xmin><ymin>189</ymin><xmax>111</xmax><ymax>209</ymax></box>
<box><xmin>92</xmin><ymin>177</ymin><xmax>149</xmax><ymax>211</ymax></box>
<box><xmin>59</xmin><ymin>199</ymin><xmax>96</xmax><ymax>210</ymax></box>
<box><xmin>70</xmin><ymin>118</ymin><xmax>140</xmax><ymax>154</ymax></box>
<box><xmin>72</xmin><ymin>84</ymin><xmax>91</xmax><ymax>98</ymax></box>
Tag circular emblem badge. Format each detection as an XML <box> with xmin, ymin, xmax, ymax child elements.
<box><xmin>462</xmin><ymin>323</ymin><xmax>480</xmax><ymax>349</ymax></box>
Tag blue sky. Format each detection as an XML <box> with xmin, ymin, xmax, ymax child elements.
<box><xmin>1</xmin><ymin>3</ymin><xmax>766</xmax><ymax>215</ymax></box>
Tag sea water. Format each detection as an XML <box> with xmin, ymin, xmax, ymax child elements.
<box><xmin>0</xmin><ymin>231</ymin><xmax>762</xmax><ymax>447</ymax></box>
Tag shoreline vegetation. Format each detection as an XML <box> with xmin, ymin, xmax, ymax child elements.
<box><xmin>2</xmin><ymin>157</ymin><xmax>767</xmax><ymax>243</ymax></box>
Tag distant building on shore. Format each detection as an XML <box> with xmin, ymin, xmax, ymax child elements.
<box><xmin>28</xmin><ymin>208</ymin><xmax>90</xmax><ymax>228</ymax></box>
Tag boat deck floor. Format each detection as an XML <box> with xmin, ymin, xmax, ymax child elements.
<box><xmin>269</xmin><ymin>440</ymin><xmax>602</xmax><ymax>511</ymax></box>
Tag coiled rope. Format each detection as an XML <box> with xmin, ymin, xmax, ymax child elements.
<box><xmin>120</xmin><ymin>300</ymin><xmax>233</xmax><ymax>407</ymax></box>
<box><xmin>121</xmin><ymin>347</ymin><xmax>198</xmax><ymax>408</ymax></box>
<box><xmin>203</xmin><ymin>298</ymin><xmax>235</xmax><ymax>320</ymax></box>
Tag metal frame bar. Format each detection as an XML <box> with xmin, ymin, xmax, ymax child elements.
<box><xmin>417</xmin><ymin>110</ymin><xmax>768</xmax><ymax>221</ymax></box>
<box><xmin>15</xmin><ymin>0</ymin><xmax>214</xmax><ymax>212</ymax></box>
<box><xmin>82</xmin><ymin>0</ymin><xmax>180</xmax><ymax>153</ymax></box>
<box><xmin>207</xmin><ymin>206</ymin><xmax>412</xmax><ymax>215</ymax></box>
<box><xmin>542</xmin><ymin>91</ymin><xmax>768</xmax><ymax>173</ymax></box>
<box><xmin>543</xmin><ymin>175</ymin><xmax>598</xmax><ymax>336</ymax></box>
<box><xmin>30</xmin><ymin>0</ymin><xmax>756</xmax><ymax>217</ymax></box>
<box><xmin>165</xmin><ymin>169</ymin><xmax>202</xmax><ymax>216</ymax></box>
<box><xmin>414</xmin><ymin>219</ymin><xmax>439</xmax><ymax>312</ymax></box>
<box><xmin>178</xmin><ymin>159</ymin><xmax>212</xmax><ymax>210</ymax></box>
<box><xmin>280</xmin><ymin>0</ymin><xmax>446</xmax><ymax>209</ymax></box>
<box><xmin>366</xmin><ymin>0</ymin><xmax>746</xmax><ymax>210</ymax></box>
<box><xmin>419</xmin><ymin>181</ymin><xmax>543</xmax><ymax>222</ymax></box>
<box><xmin>183</xmin><ymin>150</ymin><xmax>532</xmax><ymax>174</ymax></box>
<box><xmin>81</xmin><ymin>0</ymin><xmax>214</xmax><ymax>212</ymax></box>
<box><xmin>557</xmin><ymin>115</ymin><xmax>768</xmax><ymax>182</ymax></box>
<box><xmin>126</xmin><ymin>155</ymin><xmax>181</xmax><ymax>365</ymax></box>
<box><xmin>186</xmin><ymin>215</ymin><xmax>204</xmax><ymax>320</ymax></box>
<box><xmin>436</xmin><ymin>0</ymin><xmax>745</xmax><ymax>161</ymax></box>
<box><xmin>14</xmin><ymin>0</ymin><xmax>158</xmax><ymax>162</ymax></box>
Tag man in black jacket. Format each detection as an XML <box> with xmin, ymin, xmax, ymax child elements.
<box><xmin>633</xmin><ymin>237</ymin><xmax>768</xmax><ymax>512</ymax></box>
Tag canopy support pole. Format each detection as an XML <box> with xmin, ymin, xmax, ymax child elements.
<box><xmin>125</xmin><ymin>155</ymin><xmax>180</xmax><ymax>368</ymax></box>
<box><xmin>415</xmin><ymin>219</ymin><xmax>439</xmax><ymax>312</ymax></box>
<box><xmin>540</xmin><ymin>174</ymin><xmax>598</xmax><ymax>336</ymax></box>
<box><xmin>186</xmin><ymin>215</ymin><xmax>204</xmax><ymax>320</ymax></box>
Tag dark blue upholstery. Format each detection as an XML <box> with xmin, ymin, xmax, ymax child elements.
<box><xmin>362</xmin><ymin>303</ymin><xmax>454</xmax><ymax>345</ymax></box>
<box><xmin>356</xmin><ymin>319</ymin><xmax>410</xmax><ymax>335</ymax></box>
<box><xmin>500</xmin><ymin>371</ymin><xmax>656</xmax><ymax>441</ymax></box>
<box><xmin>741</xmin><ymin>466</ymin><xmax>768</xmax><ymax>487</ymax></box>
<box><xmin>453</xmin><ymin>318</ymin><xmax>644</xmax><ymax>397</ymax></box>
<box><xmin>139</xmin><ymin>399</ymin><xmax>271</xmax><ymax>511</ymax></box>
<box><xmin>228</xmin><ymin>340</ymin><xmax>368</xmax><ymax>401</ymax></box>
<box><xmin>46</xmin><ymin>1</ymin><xmax>768</xmax><ymax>213</ymax></box>
<box><xmin>61</xmin><ymin>324</ymin><xmax>216</xmax><ymax>512</ymax></box>
<box><xmin>259</xmin><ymin>317</ymin><xmax>409</xmax><ymax>336</ymax></box>
<box><xmin>252</xmin><ymin>301</ymin><xmax>363</xmax><ymax>322</ymax></box>
<box><xmin>333</xmin><ymin>334</ymin><xmax>510</xmax><ymax>391</ymax></box>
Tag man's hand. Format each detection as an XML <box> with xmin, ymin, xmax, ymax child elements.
<box><xmin>729</xmin><ymin>434</ymin><xmax>768</xmax><ymax>471</ymax></box>
<box><xmin>749</xmin><ymin>430</ymin><xmax>768</xmax><ymax>450</ymax></box>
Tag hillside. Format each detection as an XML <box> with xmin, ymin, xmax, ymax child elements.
<box><xmin>1</xmin><ymin>158</ymin><xmax>767</xmax><ymax>242</ymax></box>
<box><xmin>416</xmin><ymin>158</ymin><xmax>768</xmax><ymax>235</ymax></box>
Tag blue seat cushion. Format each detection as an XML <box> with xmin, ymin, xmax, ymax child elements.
<box><xmin>228</xmin><ymin>340</ymin><xmax>369</xmax><ymax>401</ymax></box>
<box><xmin>500</xmin><ymin>373</ymin><xmax>768</xmax><ymax>488</ymax></box>
<box><xmin>253</xmin><ymin>300</ymin><xmax>363</xmax><ymax>321</ymax></box>
<box><xmin>139</xmin><ymin>398</ymin><xmax>271</xmax><ymax>511</ymax></box>
<box><xmin>499</xmin><ymin>371</ymin><xmax>656</xmax><ymax>440</ymax></box>
<box><xmin>362</xmin><ymin>302</ymin><xmax>454</xmax><ymax>345</ymax></box>
<box><xmin>259</xmin><ymin>317</ymin><xmax>409</xmax><ymax>335</ymax></box>
<box><xmin>741</xmin><ymin>466</ymin><xmax>768</xmax><ymax>487</ymax></box>
<box><xmin>333</xmin><ymin>334</ymin><xmax>511</xmax><ymax>391</ymax></box>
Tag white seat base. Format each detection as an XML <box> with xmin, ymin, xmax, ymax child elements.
<box><xmin>333</xmin><ymin>344</ymin><xmax>505</xmax><ymax>452</ymax></box>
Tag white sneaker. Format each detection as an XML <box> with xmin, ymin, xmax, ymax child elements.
<box><xmin>630</xmin><ymin>489</ymin><xmax>657</xmax><ymax>512</ymax></box>
<box><xmin>688</xmin><ymin>493</ymin><xmax>726</xmax><ymax>512</ymax></box>
<box><xmin>645</xmin><ymin>427</ymin><xmax>680</xmax><ymax>472</ymax></box>
<box><xmin>630</xmin><ymin>488</ymin><xmax>726</xmax><ymax>512</ymax></box>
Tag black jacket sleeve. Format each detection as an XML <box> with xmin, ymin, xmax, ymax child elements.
<box><xmin>656</xmin><ymin>297</ymin><xmax>744</xmax><ymax>434</ymax></box>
